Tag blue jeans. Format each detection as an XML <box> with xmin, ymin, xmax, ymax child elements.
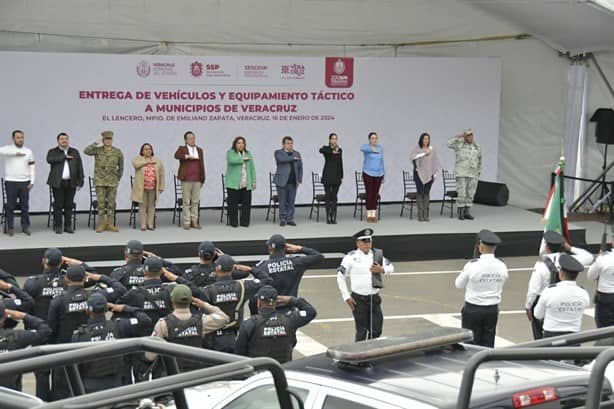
<box><xmin>277</xmin><ymin>183</ymin><xmax>297</xmax><ymax>222</ymax></box>
<box><xmin>4</xmin><ymin>180</ymin><xmax>30</xmax><ymax>229</ymax></box>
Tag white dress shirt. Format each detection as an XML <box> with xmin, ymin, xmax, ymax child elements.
<box><xmin>455</xmin><ymin>253</ymin><xmax>508</xmax><ymax>306</ymax></box>
<box><xmin>187</xmin><ymin>145</ymin><xmax>199</xmax><ymax>159</ymax></box>
<box><xmin>61</xmin><ymin>147</ymin><xmax>71</xmax><ymax>180</ymax></box>
<box><xmin>524</xmin><ymin>247</ymin><xmax>593</xmax><ymax>309</ymax></box>
<box><xmin>533</xmin><ymin>280</ymin><xmax>589</xmax><ymax>333</ymax></box>
<box><xmin>588</xmin><ymin>250</ymin><xmax>614</xmax><ymax>293</ymax></box>
<box><xmin>336</xmin><ymin>249</ymin><xmax>394</xmax><ymax>301</ymax></box>
<box><xmin>0</xmin><ymin>144</ymin><xmax>35</xmax><ymax>184</ymax></box>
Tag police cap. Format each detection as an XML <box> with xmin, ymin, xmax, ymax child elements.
<box><xmin>171</xmin><ymin>284</ymin><xmax>192</xmax><ymax>305</ymax></box>
<box><xmin>101</xmin><ymin>130</ymin><xmax>114</xmax><ymax>139</ymax></box>
<box><xmin>215</xmin><ymin>254</ymin><xmax>235</xmax><ymax>272</ymax></box>
<box><xmin>44</xmin><ymin>247</ymin><xmax>63</xmax><ymax>266</ymax></box>
<box><xmin>478</xmin><ymin>229</ymin><xmax>501</xmax><ymax>246</ymax></box>
<box><xmin>198</xmin><ymin>241</ymin><xmax>216</xmax><ymax>258</ymax></box>
<box><xmin>125</xmin><ymin>240</ymin><xmax>144</xmax><ymax>255</ymax></box>
<box><xmin>144</xmin><ymin>256</ymin><xmax>163</xmax><ymax>273</ymax></box>
<box><xmin>267</xmin><ymin>234</ymin><xmax>286</xmax><ymax>250</ymax></box>
<box><xmin>87</xmin><ymin>292</ymin><xmax>107</xmax><ymax>313</ymax></box>
<box><xmin>558</xmin><ymin>254</ymin><xmax>584</xmax><ymax>274</ymax></box>
<box><xmin>66</xmin><ymin>265</ymin><xmax>86</xmax><ymax>282</ymax></box>
<box><xmin>353</xmin><ymin>228</ymin><xmax>374</xmax><ymax>242</ymax></box>
<box><xmin>544</xmin><ymin>231</ymin><xmax>565</xmax><ymax>247</ymax></box>
<box><xmin>257</xmin><ymin>285</ymin><xmax>278</xmax><ymax>302</ymax></box>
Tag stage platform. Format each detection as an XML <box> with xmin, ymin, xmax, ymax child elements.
<box><xmin>0</xmin><ymin>203</ymin><xmax>590</xmax><ymax>276</ymax></box>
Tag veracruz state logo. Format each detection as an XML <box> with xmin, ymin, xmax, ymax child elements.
<box><xmin>190</xmin><ymin>61</ymin><xmax>204</xmax><ymax>77</ymax></box>
<box><xmin>325</xmin><ymin>57</ymin><xmax>354</xmax><ymax>88</ymax></box>
<box><xmin>136</xmin><ymin>60</ymin><xmax>151</xmax><ymax>78</ymax></box>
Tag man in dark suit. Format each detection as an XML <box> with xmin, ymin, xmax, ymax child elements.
<box><xmin>274</xmin><ymin>136</ymin><xmax>302</xmax><ymax>226</ymax></box>
<box><xmin>46</xmin><ymin>132</ymin><xmax>84</xmax><ymax>234</ymax></box>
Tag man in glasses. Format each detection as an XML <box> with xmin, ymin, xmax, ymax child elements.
<box><xmin>336</xmin><ymin>228</ymin><xmax>394</xmax><ymax>341</ymax></box>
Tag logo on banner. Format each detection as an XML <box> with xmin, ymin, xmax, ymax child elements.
<box><xmin>190</xmin><ymin>61</ymin><xmax>204</xmax><ymax>77</ymax></box>
<box><xmin>136</xmin><ymin>61</ymin><xmax>151</xmax><ymax>78</ymax></box>
<box><xmin>280</xmin><ymin>64</ymin><xmax>305</xmax><ymax>80</ymax></box>
<box><xmin>205</xmin><ymin>63</ymin><xmax>231</xmax><ymax>78</ymax></box>
<box><xmin>325</xmin><ymin>57</ymin><xmax>354</xmax><ymax>88</ymax></box>
<box><xmin>244</xmin><ymin>64</ymin><xmax>269</xmax><ymax>78</ymax></box>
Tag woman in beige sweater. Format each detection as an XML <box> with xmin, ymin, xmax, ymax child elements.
<box><xmin>132</xmin><ymin>143</ymin><xmax>164</xmax><ymax>230</ymax></box>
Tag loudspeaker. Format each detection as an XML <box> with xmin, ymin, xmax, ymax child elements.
<box><xmin>591</xmin><ymin>108</ymin><xmax>614</xmax><ymax>145</ymax></box>
<box><xmin>474</xmin><ymin>181</ymin><xmax>509</xmax><ymax>206</ymax></box>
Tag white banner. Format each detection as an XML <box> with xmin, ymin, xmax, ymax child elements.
<box><xmin>0</xmin><ymin>52</ymin><xmax>501</xmax><ymax>212</ymax></box>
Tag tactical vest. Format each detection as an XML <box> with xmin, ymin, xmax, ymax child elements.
<box><xmin>544</xmin><ymin>255</ymin><xmax>560</xmax><ymax>285</ymax></box>
<box><xmin>207</xmin><ymin>280</ymin><xmax>245</xmax><ymax>330</ymax></box>
<box><xmin>73</xmin><ymin>320</ymin><xmax>122</xmax><ymax>377</ymax></box>
<box><xmin>248</xmin><ymin>313</ymin><xmax>293</xmax><ymax>364</ymax></box>
<box><xmin>186</xmin><ymin>264</ymin><xmax>216</xmax><ymax>288</ymax></box>
<box><xmin>31</xmin><ymin>275</ymin><xmax>65</xmax><ymax>320</ymax></box>
<box><xmin>165</xmin><ymin>313</ymin><xmax>204</xmax><ymax>371</ymax></box>
<box><xmin>137</xmin><ymin>285</ymin><xmax>170</xmax><ymax>326</ymax></box>
<box><xmin>116</xmin><ymin>264</ymin><xmax>145</xmax><ymax>289</ymax></box>
<box><xmin>56</xmin><ymin>288</ymin><xmax>90</xmax><ymax>343</ymax></box>
<box><xmin>0</xmin><ymin>330</ymin><xmax>17</xmax><ymax>353</ymax></box>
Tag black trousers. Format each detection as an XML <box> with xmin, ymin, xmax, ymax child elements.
<box><xmin>227</xmin><ymin>188</ymin><xmax>252</xmax><ymax>227</ymax></box>
<box><xmin>530</xmin><ymin>297</ymin><xmax>544</xmax><ymax>340</ymax></box>
<box><xmin>4</xmin><ymin>180</ymin><xmax>30</xmax><ymax>229</ymax></box>
<box><xmin>543</xmin><ymin>330</ymin><xmax>574</xmax><ymax>339</ymax></box>
<box><xmin>413</xmin><ymin>170</ymin><xmax>433</xmax><ymax>195</ymax></box>
<box><xmin>206</xmin><ymin>330</ymin><xmax>238</xmax><ymax>353</ymax></box>
<box><xmin>35</xmin><ymin>369</ymin><xmax>50</xmax><ymax>400</ymax></box>
<box><xmin>595</xmin><ymin>292</ymin><xmax>614</xmax><ymax>328</ymax></box>
<box><xmin>351</xmin><ymin>292</ymin><xmax>383</xmax><ymax>342</ymax></box>
<box><xmin>324</xmin><ymin>183</ymin><xmax>340</xmax><ymax>207</ymax></box>
<box><xmin>52</xmin><ymin>180</ymin><xmax>76</xmax><ymax>229</ymax></box>
<box><xmin>461</xmin><ymin>302</ymin><xmax>499</xmax><ymax>348</ymax></box>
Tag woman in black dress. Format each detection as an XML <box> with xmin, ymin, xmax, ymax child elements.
<box><xmin>319</xmin><ymin>133</ymin><xmax>343</xmax><ymax>224</ymax></box>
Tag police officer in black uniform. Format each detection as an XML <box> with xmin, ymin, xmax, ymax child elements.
<box><xmin>250</xmin><ymin>234</ymin><xmax>323</xmax><ymax>314</ymax></box>
<box><xmin>200</xmin><ymin>254</ymin><xmax>268</xmax><ymax>353</ymax></box>
<box><xmin>0</xmin><ymin>301</ymin><xmax>50</xmax><ymax>391</ymax></box>
<box><xmin>0</xmin><ymin>274</ymin><xmax>34</xmax><ymax>329</ymax></box>
<box><xmin>110</xmin><ymin>240</ymin><xmax>147</xmax><ymax>290</ymax></box>
<box><xmin>183</xmin><ymin>241</ymin><xmax>250</xmax><ymax>288</ymax></box>
<box><xmin>235</xmin><ymin>285</ymin><xmax>316</xmax><ymax>364</ymax></box>
<box><xmin>71</xmin><ymin>292</ymin><xmax>152</xmax><ymax>393</ymax></box>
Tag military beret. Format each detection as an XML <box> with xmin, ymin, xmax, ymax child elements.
<box><xmin>44</xmin><ymin>247</ymin><xmax>63</xmax><ymax>266</ymax></box>
<box><xmin>478</xmin><ymin>229</ymin><xmax>501</xmax><ymax>246</ymax></box>
<box><xmin>87</xmin><ymin>292</ymin><xmax>107</xmax><ymax>313</ymax></box>
<box><xmin>198</xmin><ymin>241</ymin><xmax>216</xmax><ymax>257</ymax></box>
<box><xmin>144</xmin><ymin>256</ymin><xmax>163</xmax><ymax>273</ymax></box>
<box><xmin>353</xmin><ymin>228</ymin><xmax>374</xmax><ymax>241</ymax></box>
<box><xmin>215</xmin><ymin>254</ymin><xmax>235</xmax><ymax>272</ymax></box>
<box><xmin>125</xmin><ymin>240</ymin><xmax>144</xmax><ymax>255</ymax></box>
<box><xmin>66</xmin><ymin>265</ymin><xmax>86</xmax><ymax>281</ymax></box>
<box><xmin>171</xmin><ymin>284</ymin><xmax>192</xmax><ymax>305</ymax></box>
<box><xmin>267</xmin><ymin>234</ymin><xmax>287</xmax><ymax>249</ymax></box>
<box><xmin>544</xmin><ymin>231</ymin><xmax>565</xmax><ymax>247</ymax></box>
<box><xmin>558</xmin><ymin>253</ymin><xmax>584</xmax><ymax>274</ymax></box>
<box><xmin>101</xmin><ymin>130</ymin><xmax>114</xmax><ymax>139</ymax></box>
<box><xmin>257</xmin><ymin>285</ymin><xmax>278</xmax><ymax>302</ymax></box>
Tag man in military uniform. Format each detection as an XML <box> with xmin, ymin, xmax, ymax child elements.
<box><xmin>235</xmin><ymin>285</ymin><xmax>316</xmax><ymax>364</ymax></box>
<box><xmin>84</xmin><ymin>130</ymin><xmax>124</xmax><ymax>233</ymax></box>
<box><xmin>71</xmin><ymin>292</ymin><xmax>152</xmax><ymax>393</ymax></box>
<box><xmin>146</xmin><ymin>284</ymin><xmax>228</xmax><ymax>372</ymax></box>
<box><xmin>200</xmin><ymin>255</ymin><xmax>267</xmax><ymax>353</ymax></box>
<box><xmin>525</xmin><ymin>231</ymin><xmax>593</xmax><ymax>339</ymax></box>
<box><xmin>336</xmin><ymin>228</ymin><xmax>394</xmax><ymax>341</ymax></box>
<box><xmin>0</xmin><ymin>301</ymin><xmax>50</xmax><ymax>391</ymax></box>
<box><xmin>447</xmin><ymin>129</ymin><xmax>481</xmax><ymax>220</ymax></box>
<box><xmin>588</xmin><ymin>235</ymin><xmax>614</xmax><ymax>328</ymax></box>
<box><xmin>455</xmin><ymin>229</ymin><xmax>508</xmax><ymax>347</ymax></box>
<box><xmin>534</xmin><ymin>254</ymin><xmax>590</xmax><ymax>338</ymax></box>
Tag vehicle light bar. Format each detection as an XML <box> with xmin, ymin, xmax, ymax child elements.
<box><xmin>512</xmin><ymin>387</ymin><xmax>558</xmax><ymax>408</ymax></box>
<box><xmin>327</xmin><ymin>327</ymin><xmax>473</xmax><ymax>364</ymax></box>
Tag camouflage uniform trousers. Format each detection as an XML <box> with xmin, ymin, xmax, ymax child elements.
<box><xmin>456</xmin><ymin>176</ymin><xmax>478</xmax><ymax>208</ymax></box>
<box><xmin>96</xmin><ymin>185</ymin><xmax>118</xmax><ymax>220</ymax></box>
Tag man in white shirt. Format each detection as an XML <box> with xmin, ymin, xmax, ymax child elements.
<box><xmin>534</xmin><ymin>254</ymin><xmax>589</xmax><ymax>338</ymax></box>
<box><xmin>0</xmin><ymin>130</ymin><xmax>35</xmax><ymax>236</ymax></box>
<box><xmin>336</xmin><ymin>228</ymin><xmax>394</xmax><ymax>341</ymax></box>
<box><xmin>524</xmin><ymin>231</ymin><xmax>593</xmax><ymax>339</ymax></box>
<box><xmin>587</xmin><ymin>238</ymin><xmax>614</xmax><ymax>328</ymax></box>
<box><xmin>455</xmin><ymin>229</ymin><xmax>508</xmax><ymax>347</ymax></box>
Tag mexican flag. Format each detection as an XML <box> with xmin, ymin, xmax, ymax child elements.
<box><xmin>540</xmin><ymin>157</ymin><xmax>569</xmax><ymax>253</ymax></box>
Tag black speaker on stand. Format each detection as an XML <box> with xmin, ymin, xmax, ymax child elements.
<box><xmin>590</xmin><ymin>108</ymin><xmax>614</xmax><ymax>209</ymax></box>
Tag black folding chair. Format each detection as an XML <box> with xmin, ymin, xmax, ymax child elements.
<box><xmin>221</xmin><ymin>173</ymin><xmax>228</xmax><ymax>224</ymax></box>
<box><xmin>400</xmin><ymin>170</ymin><xmax>418</xmax><ymax>219</ymax></box>
<box><xmin>87</xmin><ymin>176</ymin><xmax>98</xmax><ymax>228</ymax></box>
<box><xmin>440</xmin><ymin>169</ymin><xmax>457</xmax><ymax>218</ymax></box>
<box><xmin>129</xmin><ymin>176</ymin><xmax>139</xmax><ymax>229</ymax></box>
<box><xmin>172</xmin><ymin>175</ymin><xmax>183</xmax><ymax>226</ymax></box>
<box><xmin>266</xmin><ymin>172</ymin><xmax>279</xmax><ymax>222</ymax></box>
<box><xmin>309</xmin><ymin>172</ymin><xmax>327</xmax><ymax>222</ymax></box>
<box><xmin>353</xmin><ymin>171</ymin><xmax>381</xmax><ymax>221</ymax></box>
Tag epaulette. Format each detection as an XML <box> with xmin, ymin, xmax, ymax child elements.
<box><xmin>348</xmin><ymin>250</ymin><xmax>358</xmax><ymax>256</ymax></box>
<box><xmin>470</xmin><ymin>258</ymin><xmax>479</xmax><ymax>263</ymax></box>
<box><xmin>547</xmin><ymin>283</ymin><xmax>557</xmax><ymax>288</ymax></box>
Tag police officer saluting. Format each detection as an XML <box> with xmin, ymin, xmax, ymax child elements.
<box><xmin>455</xmin><ymin>229</ymin><xmax>508</xmax><ymax>348</ymax></box>
<box><xmin>0</xmin><ymin>300</ymin><xmax>50</xmax><ymax>391</ymax></box>
<box><xmin>71</xmin><ymin>293</ymin><xmax>152</xmax><ymax>393</ymax></box>
<box><xmin>110</xmin><ymin>240</ymin><xmax>147</xmax><ymax>290</ymax></box>
<box><xmin>147</xmin><ymin>284</ymin><xmax>229</xmax><ymax>371</ymax></box>
<box><xmin>588</xmin><ymin>235</ymin><xmax>614</xmax><ymax>328</ymax></box>
<box><xmin>0</xmin><ymin>272</ymin><xmax>34</xmax><ymax>328</ymax></box>
<box><xmin>183</xmin><ymin>241</ymin><xmax>250</xmax><ymax>288</ymax></box>
<box><xmin>525</xmin><ymin>231</ymin><xmax>593</xmax><ymax>339</ymax></box>
<box><xmin>534</xmin><ymin>254</ymin><xmax>589</xmax><ymax>338</ymax></box>
<box><xmin>200</xmin><ymin>254</ymin><xmax>268</xmax><ymax>353</ymax></box>
<box><xmin>235</xmin><ymin>285</ymin><xmax>316</xmax><ymax>364</ymax></box>
<box><xmin>336</xmin><ymin>228</ymin><xmax>394</xmax><ymax>341</ymax></box>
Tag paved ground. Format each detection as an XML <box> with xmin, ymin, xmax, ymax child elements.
<box><xmin>12</xmin><ymin>255</ymin><xmax>600</xmax><ymax>397</ymax></box>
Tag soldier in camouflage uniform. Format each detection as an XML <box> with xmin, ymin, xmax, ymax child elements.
<box><xmin>447</xmin><ymin>129</ymin><xmax>481</xmax><ymax>220</ymax></box>
<box><xmin>84</xmin><ymin>131</ymin><xmax>124</xmax><ymax>232</ymax></box>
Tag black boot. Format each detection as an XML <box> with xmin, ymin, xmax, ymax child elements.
<box><xmin>331</xmin><ymin>203</ymin><xmax>338</xmax><ymax>224</ymax></box>
<box><xmin>464</xmin><ymin>206</ymin><xmax>474</xmax><ymax>220</ymax></box>
<box><xmin>458</xmin><ymin>207</ymin><xmax>465</xmax><ymax>220</ymax></box>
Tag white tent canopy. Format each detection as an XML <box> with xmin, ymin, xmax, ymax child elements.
<box><xmin>1</xmin><ymin>0</ymin><xmax>614</xmax><ymax>208</ymax></box>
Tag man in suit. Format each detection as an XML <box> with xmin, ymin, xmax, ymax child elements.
<box><xmin>174</xmin><ymin>131</ymin><xmax>205</xmax><ymax>230</ymax></box>
<box><xmin>274</xmin><ymin>136</ymin><xmax>302</xmax><ymax>226</ymax></box>
<box><xmin>46</xmin><ymin>132</ymin><xmax>84</xmax><ymax>234</ymax></box>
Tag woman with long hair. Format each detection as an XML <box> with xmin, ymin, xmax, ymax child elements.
<box><xmin>319</xmin><ymin>133</ymin><xmax>343</xmax><ymax>224</ymax></box>
<box><xmin>410</xmin><ymin>132</ymin><xmax>440</xmax><ymax>221</ymax></box>
<box><xmin>131</xmin><ymin>143</ymin><xmax>164</xmax><ymax>231</ymax></box>
<box><xmin>360</xmin><ymin>132</ymin><xmax>385</xmax><ymax>223</ymax></box>
<box><xmin>225</xmin><ymin>136</ymin><xmax>256</xmax><ymax>227</ymax></box>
